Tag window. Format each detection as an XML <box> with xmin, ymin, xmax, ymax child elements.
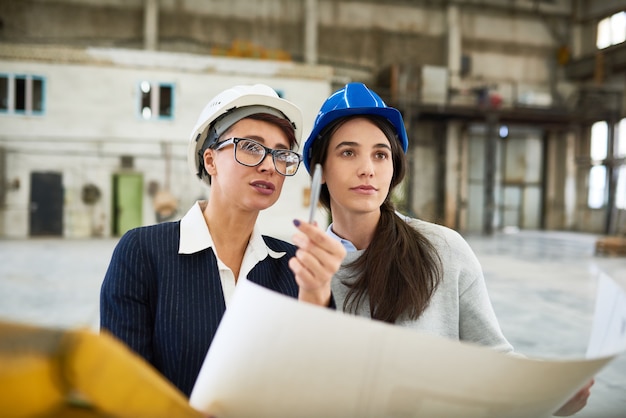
<box><xmin>588</xmin><ymin>121</ymin><xmax>608</xmax><ymax>208</ymax></box>
<box><xmin>0</xmin><ymin>76</ymin><xmax>7</xmax><ymax>112</ymax></box>
<box><xmin>139</xmin><ymin>81</ymin><xmax>174</xmax><ymax>120</ymax></box>
<box><xmin>588</xmin><ymin>165</ymin><xmax>607</xmax><ymax>209</ymax></box>
<box><xmin>0</xmin><ymin>74</ymin><xmax>45</xmax><ymax>115</ymax></box>
<box><xmin>616</xmin><ymin>166</ymin><xmax>626</xmax><ymax>210</ymax></box>
<box><xmin>590</xmin><ymin>121</ymin><xmax>608</xmax><ymax>161</ymax></box>
<box><xmin>617</xmin><ymin>120</ymin><xmax>626</xmax><ymax>210</ymax></box>
<box><xmin>591</xmin><ymin>119</ymin><xmax>626</xmax><ymax>210</ymax></box>
<box><xmin>597</xmin><ymin>11</ymin><xmax>626</xmax><ymax>49</ymax></box>
<box><xmin>618</xmin><ymin>119</ymin><xmax>626</xmax><ymax>157</ymax></box>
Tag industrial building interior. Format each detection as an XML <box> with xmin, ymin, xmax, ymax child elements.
<box><xmin>0</xmin><ymin>0</ymin><xmax>626</xmax><ymax>417</ymax></box>
<box><xmin>1</xmin><ymin>0</ymin><xmax>625</xmax><ymax>240</ymax></box>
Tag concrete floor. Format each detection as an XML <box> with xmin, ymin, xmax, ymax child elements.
<box><xmin>465</xmin><ymin>230</ymin><xmax>626</xmax><ymax>418</ymax></box>
<box><xmin>0</xmin><ymin>230</ymin><xmax>625</xmax><ymax>417</ymax></box>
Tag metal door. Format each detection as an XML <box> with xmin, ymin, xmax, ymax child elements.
<box><xmin>112</xmin><ymin>173</ymin><xmax>143</xmax><ymax>236</ymax></box>
<box><xmin>29</xmin><ymin>172</ymin><xmax>63</xmax><ymax>236</ymax></box>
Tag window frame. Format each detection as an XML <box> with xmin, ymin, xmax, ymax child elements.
<box><xmin>137</xmin><ymin>80</ymin><xmax>175</xmax><ymax>121</ymax></box>
<box><xmin>0</xmin><ymin>73</ymin><xmax>46</xmax><ymax>116</ymax></box>
<box><xmin>587</xmin><ymin>121</ymin><xmax>609</xmax><ymax>209</ymax></box>
<box><xmin>597</xmin><ymin>11</ymin><xmax>626</xmax><ymax>49</ymax></box>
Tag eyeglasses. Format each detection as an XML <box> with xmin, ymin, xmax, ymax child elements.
<box><xmin>212</xmin><ymin>137</ymin><xmax>302</xmax><ymax>176</ymax></box>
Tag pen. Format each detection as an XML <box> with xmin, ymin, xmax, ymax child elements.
<box><xmin>308</xmin><ymin>164</ymin><xmax>322</xmax><ymax>224</ymax></box>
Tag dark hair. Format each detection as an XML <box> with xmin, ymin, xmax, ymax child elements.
<box><xmin>243</xmin><ymin>113</ymin><xmax>298</xmax><ymax>150</ymax></box>
<box><xmin>309</xmin><ymin>115</ymin><xmax>442</xmax><ymax>323</ymax></box>
<box><xmin>200</xmin><ymin>112</ymin><xmax>298</xmax><ymax>183</ymax></box>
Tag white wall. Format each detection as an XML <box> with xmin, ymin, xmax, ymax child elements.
<box><xmin>0</xmin><ymin>47</ymin><xmax>333</xmax><ymax>239</ymax></box>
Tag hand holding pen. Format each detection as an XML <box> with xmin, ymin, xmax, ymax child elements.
<box><xmin>289</xmin><ymin>164</ymin><xmax>346</xmax><ymax>306</ymax></box>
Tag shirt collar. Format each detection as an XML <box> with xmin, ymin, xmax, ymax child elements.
<box><xmin>179</xmin><ymin>201</ymin><xmax>212</xmax><ymax>254</ymax></box>
<box><xmin>179</xmin><ymin>201</ymin><xmax>285</xmax><ymax>260</ymax></box>
<box><xmin>247</xmin><ymin>223</ymin><xmax>286</xmax><ymax>261</ymax></box>
<box><xmin>326</xmin><ymin>212</ymin><xmax>411</xmax><ymax>253</ymax></box>
<box><xmin>326</xmin><ymin>223</ymin><xmax>358</xmax><ymax>253</ymax></box>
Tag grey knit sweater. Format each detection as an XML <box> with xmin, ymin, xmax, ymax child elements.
<box><xmin>331</xmin><ymin>217</ymin><xmax>514</xmax><ymax>353</ymax></box>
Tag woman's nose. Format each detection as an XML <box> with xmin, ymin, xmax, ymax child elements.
<box><xmin>258</xmin><ymin>153</ymin><xmax>275</xmax><ymax>173</ymax></box>
<box><xmin>357</xmin><ymin>159</ymin><xmax>374</xmax><ymax>177</ymax></box>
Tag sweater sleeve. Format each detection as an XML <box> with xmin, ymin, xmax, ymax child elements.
<box><xmin>100</xmin><ymin>228</ymin><xmax>156</xmax><ymax>363</ymax></box>
<box><xmin>448</xmin><ymin>230</ymin><xmax>514</xmax><ymax>353</ymax></box>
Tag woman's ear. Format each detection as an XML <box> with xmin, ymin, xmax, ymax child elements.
<box><xmin>203</xmin><ymin>149</ymin><xmax>218</xmax><ymax>177</ymax></box>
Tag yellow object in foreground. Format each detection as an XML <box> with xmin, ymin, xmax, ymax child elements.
<box><xmin>0</xmin><ymin>321</ymin><xmax>204</xmax><ymax>418</ymax></box>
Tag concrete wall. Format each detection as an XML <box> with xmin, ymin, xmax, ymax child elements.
<box><xmin>0</xmin><ymin>1</ymin><xmax>570</xmax><ymax>86</ymax></box>
<box><xmin>0</xmin><ymin>45</ymin><xmax>334</xmax><ymax>239</ymax></box>
<box><xmin>1</xmin><ymin>0</ymin><xmax>623</xmax><ymax>235</ymax></box>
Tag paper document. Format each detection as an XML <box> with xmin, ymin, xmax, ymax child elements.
<box><xmin>189</xmin><ymin>279</ymin><xmax>621</xmax><ymax>418</ymax></box>
<box><xmin>586</xmin><ymin>272</ymin><xmax>626</xmax><ymax>358</ymax></box>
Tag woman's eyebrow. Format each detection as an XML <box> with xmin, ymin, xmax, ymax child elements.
<box><xmin>243</xmin><ymin>135</ymin><xmax>265</xmax><ymax>143</ymax></box>
<box><xmin>334</xmin><ymin>141</ymin><xmax>391</xmax><ymax>151</ymax></box>
<box><xmin>240</xmin><ymin>135</ymin><xmax>290</xmax><ymax>150</ymax></box>
<box><xmin>334</xmin><ymin>141</ymin><xmax>360</xmax><ymax>149</ymax></box>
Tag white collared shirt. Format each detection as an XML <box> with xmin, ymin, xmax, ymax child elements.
<box><xmin>178</xmin><ymin>201</ymin><xmax>287</xmax><ymax>307</ymax></box>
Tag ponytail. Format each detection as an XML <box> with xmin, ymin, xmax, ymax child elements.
<box><xmin>344</xmin><ymin>201</ymin><xmax>442</xmax><ymax>323</ymax></box>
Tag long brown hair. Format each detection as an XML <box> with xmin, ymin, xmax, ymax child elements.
<box><xmin>309</xmin><ymin>115</ymin><xmax>442</xmax><ymax>323</ymax></box>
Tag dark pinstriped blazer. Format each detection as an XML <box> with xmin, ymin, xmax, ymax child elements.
<box><xmin>100</xmin><ymin>220</ymin><xmax>298</xmax><ymax>397</ymax></box>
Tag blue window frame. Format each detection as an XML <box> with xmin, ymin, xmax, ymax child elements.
<box><xmin>138</xmin><ymin>81</ymin><xmax>175</xmax><ymax>120</ymax></box>
<box><xmin>0</xmin><ymin>73</ymin><xmax>46</xmax><ymax>115</ymax></box>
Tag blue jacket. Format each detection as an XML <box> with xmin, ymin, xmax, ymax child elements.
<box><xmin>100</xmin><ymin>221</ymin><xmax>298</xmax><ymax>397</ymax></box>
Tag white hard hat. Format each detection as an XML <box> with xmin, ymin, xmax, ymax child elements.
<box><xmin>187</xmin><ymin>84</ymin><xmax>303</xmax><ymax>186</ymax></box>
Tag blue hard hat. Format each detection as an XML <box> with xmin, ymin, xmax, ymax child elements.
<box><xmin>302</xmin><ymin>82</ymin><xmax>408</xmax><ymax>173</ymax></box>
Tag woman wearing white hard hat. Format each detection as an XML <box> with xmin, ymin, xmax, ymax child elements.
<box><xmin>303</xmin><ymin>82</ymin><xmax>593</xmax><ymax>417</ymax></box>
<box><xmin>100</xmin><ymin>84</ymin><xmax>346</xmax><ymax>398</ymax></box>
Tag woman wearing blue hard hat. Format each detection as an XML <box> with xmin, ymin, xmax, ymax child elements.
<box><xmin>303</xmin><ymin>82</ymin><xmax>593</xmax><ymax>417</ymax></box>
